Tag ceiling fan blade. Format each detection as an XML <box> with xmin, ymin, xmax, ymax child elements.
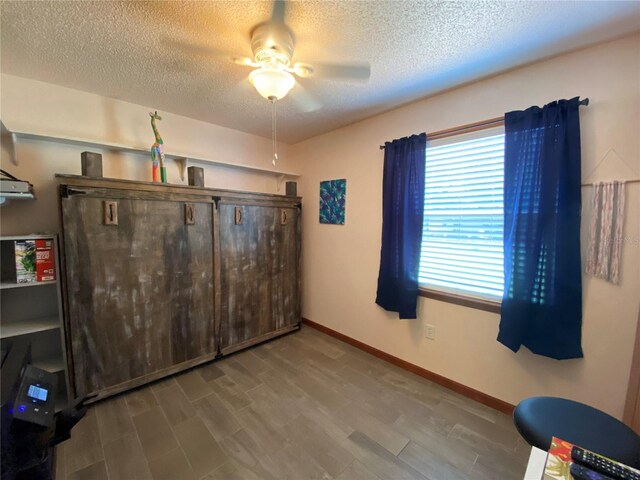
<box><xmin>163</xmin><ymin>37</ymin><xmax>228</xmax><ymax>57</ymax></box>
<box><xmin>297</xmin><ymin>61</ymin><xmax>371</xmax><ymax>82</ymax></box>
<box><xmin>271</xmin><ymin>0</ymin><xmax>287</xmax><ymax>24</ymax></box>
<box><xmin>231</xmin><ymin>56</ymin><xmax>259</xmax><ymax>67</ymax></box>
<box><xmin>289</xmin><ymin>83</ymin><xmax>322</xmax><ymax>112</ymax></box>
<box><xmin>162</xmin><ymin>37</ymin><xmax>256</xmax><ymax>66</ymax></box>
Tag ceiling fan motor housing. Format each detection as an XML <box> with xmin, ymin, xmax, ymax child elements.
<box><xmin>251</xmin><ymin>22</ymin><xmax>295</xmax><ymax>66</ymax></box>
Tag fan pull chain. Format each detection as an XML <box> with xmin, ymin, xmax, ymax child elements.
<box><xmin>271</xmin><ymin>97</ymin><xmax>278</xmax><ymax>167</ymax></box>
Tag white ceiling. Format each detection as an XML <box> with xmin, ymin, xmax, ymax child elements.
<box><xmin>1</xmin><ymin>1</ymin><xmax>639</xmax><ymax>144</ymax></box>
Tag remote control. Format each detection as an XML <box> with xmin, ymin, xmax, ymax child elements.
<box><xmin>570</xmin><ymin>463</ymin><xmax>616</xmax><ymax>480</ymax></box>
<box><xmin>571</xmin><ymin>446</ymin><xmax>640</xmax><ymax>480</ymax></box>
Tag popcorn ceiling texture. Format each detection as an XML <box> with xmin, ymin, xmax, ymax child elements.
<box><xmin>1</xmin><ymin>1</ymin><xmax>638</xmax><ymax>143</ymax></box>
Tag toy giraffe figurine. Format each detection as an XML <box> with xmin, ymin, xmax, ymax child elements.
<box><xmin>149</xmin><ymin>111</ymin><xmax>167</xmax><ymax>183</ymax></box>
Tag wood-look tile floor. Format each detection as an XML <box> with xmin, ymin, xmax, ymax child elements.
<box><xmin>56</xmin><ymin>326</ymin><xmax>530</xmax><ymax>480</ymax></box>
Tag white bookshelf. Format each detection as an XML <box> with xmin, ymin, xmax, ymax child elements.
<box><xmin>0</xmin><ymin>235</ymin><xmax>70</xmax><ymax>411</ymax></box>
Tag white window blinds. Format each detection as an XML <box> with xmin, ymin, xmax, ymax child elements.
<box><xmin>418</xmin><ymin>130</ymin><xmax>505</xmax><ymax>299</ymax></box>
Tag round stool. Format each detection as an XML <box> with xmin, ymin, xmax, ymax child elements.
<box><xmin>513</xmin><ymin>396</ymin><xmax>640</xmax><ymax>468</ymax></box>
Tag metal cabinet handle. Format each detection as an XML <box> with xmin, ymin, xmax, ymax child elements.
<box><xmin>61</xmin><ymin>186</ymin><xmax>90</xmax><ymax>197</ymax></box>
<box><xmin>103</xmin><ymin>201</ymin><xmax>118</xmax><ymax>225</ymax></box>
<box><xmin>184</xmin><ymin>203</ymin><xmax>196</xmax><ymax>225</ymax></box>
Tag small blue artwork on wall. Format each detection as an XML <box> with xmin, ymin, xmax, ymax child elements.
<box><xmin>319</xmin><ymin>179</ymin><xmax>346</xmax><ymax>225</ymax></box>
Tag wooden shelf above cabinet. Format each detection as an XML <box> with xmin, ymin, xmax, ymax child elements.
<box><xmin>6</xmin><ymin>128</ymin><xmax>301</xmax><ymax>182</ymax></box>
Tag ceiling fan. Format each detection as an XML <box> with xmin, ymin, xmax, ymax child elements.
<box><xmin>169</xmin><ymin>0</ymin><xmax>370</xmax><ymax>165</ymax></box>
<box><xmin>241</xmin><ymin>1</ymin><xmax>370</xmax><ymax>105</ymax></box>
<box><xmin>171</xmin><ymin>0</ymin><xmax>371</xmax><ymax>111</ymax></box>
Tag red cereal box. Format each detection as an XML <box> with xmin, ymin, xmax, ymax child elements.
<box><xmin>35</xmin><ymin>239</ymin><xmax>56</xmax><ymax>282</ymax></box>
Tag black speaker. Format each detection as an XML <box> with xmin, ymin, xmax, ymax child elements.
<box><xmin>81</xmin><ymin>152</ymin><xmax>103</xmax><ymax>178</ymax></box>
<box><xmin>285</xmin><ymin>181</ymin><xmax>297</xmax><ymax>196</ymax></box>
<box><xmin>187</xmin><ymin>166</ymin><xmax>205</xmax><ymax>187</ymax></box>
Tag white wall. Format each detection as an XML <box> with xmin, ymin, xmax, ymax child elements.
<box><xmin>0</xmin><ymin>74</ymin><xmax>294</xmax><ymax>235</ymax></box>
<box><xmin>291</xmin><ymin>33</ymin><xmax>640</xmax><ymax>418</ymax></box>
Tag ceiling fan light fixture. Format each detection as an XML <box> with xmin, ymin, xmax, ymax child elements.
<box><xmin>249</xmin><ymin>66</ymin><xmax>295</xmax><ymax>101</ymax></box>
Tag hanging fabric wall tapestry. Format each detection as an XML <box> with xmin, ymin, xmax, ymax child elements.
<box><xmin>585</xmin><ymin>181</ymin><xmax>626</xmax><ymax>284</ymax></box>
<box><xmin>319</xmin><ymin>179</ymin><xmax>346</xmax><ymax>225</ymax></box>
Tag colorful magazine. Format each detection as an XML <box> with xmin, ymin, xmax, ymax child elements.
<box><xmin>544</xmin><ymin>437</ymin><xmax>640</xmax><ymax>480</ymax></box>
<box><xmin>14</xmin><ymin>240</ymin><xmax>36</xmax><ymax>283</ymax></box>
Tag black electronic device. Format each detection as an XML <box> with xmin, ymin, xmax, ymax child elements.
<box><xmin>1</xmin><ymin>340</ymin><xmax>92</xmax><ymax>480</ymax></box>
<box><xmin>572</xmin><ymin>446</ymin><xmax>640</xmax><ymax>480</ymax></box>
<box><xmin>1</xmin><ymin>340</ymin><xmax>30</xmax><ymax>413</ymax></box>
<box><xmin>0</xmin><ymin>169</ymin><xmax>34</xmax><ymax>204</ymax></box>
<box><xmin>571</xmin><ymin>463</ymin><xmax>616</xmax><ymax>480</ymax></box>
<box><xmin>13</xmin><ymin>365</ymin><xmax>57</xmax><ymax>427</ymax></box>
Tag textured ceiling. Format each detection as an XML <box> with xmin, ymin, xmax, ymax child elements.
<box><xmin>1</xmin><ymin>1</ymin><xmax>639</xmax><ymax>143</ymax></box>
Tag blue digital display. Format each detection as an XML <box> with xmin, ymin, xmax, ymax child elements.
<box><xmin>27</xmin><ymin>385</ymin><xmax>48</xmax><ymax>401</ymax></box>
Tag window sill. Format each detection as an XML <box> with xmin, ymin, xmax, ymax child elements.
<box><xmin>418</xmin><ymin>288</ymin><xmax>501</xmax><ymax>314</ymax></box>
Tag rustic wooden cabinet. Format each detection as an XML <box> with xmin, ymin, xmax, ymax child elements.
<box><xmin>57</xmin><ymin>175</ymin><xmax>301</xmax><ymax>400</ymax></box>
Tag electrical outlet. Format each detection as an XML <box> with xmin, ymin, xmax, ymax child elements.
<box><xmin>425</xmin><ymin>324</ymin><xmax>436</xmax><ymax>340</ymax></box>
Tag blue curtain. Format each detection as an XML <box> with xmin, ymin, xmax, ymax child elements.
<box><xmin>376</xmin><ymin>133</ymin><xmax>426</xmax><ymax>319</ymax></box>
<box><xmin>497</xmin><ymin>97</ymin><xmax>583</xmax><ymax>359</ymax></box>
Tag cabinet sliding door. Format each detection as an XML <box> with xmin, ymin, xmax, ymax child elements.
<box><xmin>218</xmin><ymin>201</ymin><xmax>300</xmax><ymax>353</ymax></box>
<box><xmin>60</xmin><ymin>187</ymin><xmax>215</xmax><ymax>397</ymax></box>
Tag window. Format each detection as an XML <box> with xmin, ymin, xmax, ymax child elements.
<box><xmin>418</xmin><ymin>127</ymin><xmax>505</xmax><ymax>303</ymax></box>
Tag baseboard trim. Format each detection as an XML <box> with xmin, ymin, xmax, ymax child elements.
<box><xmin>302</xmin><ymin>317</ymin><xmax>515</xmax><ymax>415</ymax></box>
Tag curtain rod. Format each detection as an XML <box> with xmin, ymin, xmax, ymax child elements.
<box><xmin>379</xmin><ymin>97</ymin><xmax>590</xmax><ymax>150</ymax></box>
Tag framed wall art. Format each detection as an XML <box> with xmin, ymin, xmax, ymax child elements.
<box><xmin>319</xmin><ymin>178</ymin><xmax>346</xmax><ymax>225</ymax></box>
